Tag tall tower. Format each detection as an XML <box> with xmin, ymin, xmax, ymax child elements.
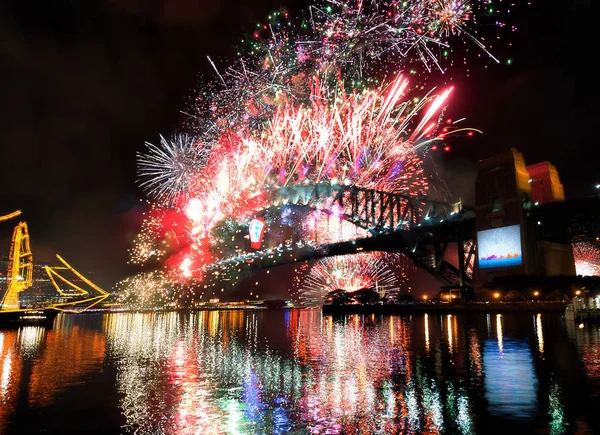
<box><xmin>527</xmin><ymin>162</ymin><xmax>573</xmax><ymax>277</ymax></box>
<box><xmin>474</xmin><ymin>148</ymin><xmax>575</xmax><ymax>290</ymax></box>
<box><xmin>526</xmin><ymin>162</ymin><xmax>565</xmax><ymax>205</ymax></box>
<box><xmin>474</xmin><ymin>148</ymin><xmax>537</xmax><ymax>287</ymax></box>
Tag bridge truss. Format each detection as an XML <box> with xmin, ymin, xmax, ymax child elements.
<box><xmin>219</xmin><ymin>184</ymin><xmax>477</xmax><ymax>290</ymax></box>
<box><xmin>267</xmin><ymin>183</ymin><xmax>463</xmax><ymax>232</ymax></box>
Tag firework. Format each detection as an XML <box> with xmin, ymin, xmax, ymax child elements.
<box><xmin>137</xmin><ymin>133</ymin><xmax>211</xmax><ymax>206</ymax></box>
<box><xmin>294</xmin><ymin>252</ymin><xmax>406</xmax><ymax>306</ymax></box>
<box><xmin>129</xmin><ymin>0</ymin><xmax>516</xmax><ymax>290</ymax></box>
<box><xmin>573</xmin><ymin>242</ymin><xmax>600</xmax><ymax>277</ymax></box>
<box><xmin>115</xmin><ymin>271</ymin><xmax>172</xmax><ymax>309</ymax></box>
<box><xmin>115</xmin><ymin>269</ymin><xmax>205</xmax><ymax>308</ymax></box>
<box><xmin>138</xmin><ymin>73</ymin><xmax>464</xmax><ymax>281</ymax></box>
<box><xmin>128</xmin><ymin>209</ymin><xmax>167</xmax><ymax>266</ymax></box>
<box><xmin>301</xmin><ymin>209</ymin><xmax>371</xmax><ymax>245</ymax></box>
<box><xmin>202</xmin><ymin>0</ymin><xmax>510</xmax><ymax>128</ymax></box>
<box><xmin>181</xmin><ymin>73</ymin><xmax>453</xmax><ymax>241</ymax></box>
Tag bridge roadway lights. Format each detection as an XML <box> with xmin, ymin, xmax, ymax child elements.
<box><xmin>223</xmin><ymin>216</ymin><xmax>476</xmax><ymax>291</ymax></box>
<box><xmin>214</xmin><ymin>187</ymin><xmax>476</xmax><ymax>288</ymax></box>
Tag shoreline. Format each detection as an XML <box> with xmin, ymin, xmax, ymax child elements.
<box><xmin>322</xmin><ymin>302</ymin><xmax>568</xmax><ymax>315</ymax></box>
<box><xmin>88</xmin><ymin>303</ymin><xmax>569</xmax><ymax>315</ymax></box>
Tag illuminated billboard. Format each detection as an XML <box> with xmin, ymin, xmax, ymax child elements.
<box><xmin>477</xmin><ymin>224</ymin><xmax>522</xmax><ymax>269</ymax></box>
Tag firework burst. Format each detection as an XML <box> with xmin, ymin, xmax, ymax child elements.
<box><xmin>573</xmin><ymin>242</ymin><xmax>600</xmax><ymax>277</ymax></box>
<box><xmin>135</xmin><ymin>73</ymin><xmax>465</xmax><ymax>282</ymax></box>
<box><xmin>128</xmin><ymin>0</ymin><xmax>519</xmax><ymax>296</ymax></box>
<box><xmin>294</xmin><ymin>252</ymin><xmax>406</xmax><ymax>306</ymax></box>
<box><xmin>179</xmin><ymin>74</ymin><xmax>454</xmax><ymax>244</ymax></box>
<box><xmin>115</xmin><ymin>271</ymin><xmax>172</xmax><ymax>309</ymax></box>
<box><xmin>137</xmin><ymin>134</ymin><xmax>211</xmax><ymax>206</ymax></box>
<box><xmin>202</xmin><ymin>0</ymin><xmax>510</xmax><ymax>125</ymax></box>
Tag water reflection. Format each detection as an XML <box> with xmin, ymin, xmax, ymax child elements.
<box><xmin>29</xmin><ymin>318</ymin><xmax>105</xmax><ymax>407</ymax></box>
<box><xmin>567</xmin><ymin>321</ymin><xmax>600</xmax><ymax>390</ymax></box>
<box><xmin>424</xmin><ymin>313</ymin><xmax>430</xmax><ymax>354</ymax></box>
<box><xmin>0</xmin><ymin>311</ymin><xmax>599</xmax><ymax>433</ymax></box>
<box><xmin>104</xmin><ymin>311</ymin><xmax>478</xmax><ymax>434</ymax></box>
<box><xmin>17</xmin><ymin>327</ymin><xmax>44</xmax><ymax>358</ymax></box>
<box><xmin>0</xmin><ymin>330</ymin><xmax>21</xmax><ymax>434</ymax></box>
<box><xmin>548</xmin><ymin>380</ymin><xmax>567</xmax><ymax>435</ymax></box>
<box><xmin>484</xmin><ymin>314</ymin><xmax>538</xmax><ymax>420</ymax></box>
<box><xmin>536</xmin><ymin>313</ymin><xmax>545</xmax><ymax>356</ymax></box>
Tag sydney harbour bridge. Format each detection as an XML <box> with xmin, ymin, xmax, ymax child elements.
<box><xmin>208</xmin><ymin>149</ymin><xmax>600</xmax><ymax>295</ymax></box>
<box><xmin>2</xmin><ymin>150</ymin><xmax>599</xmax><ymax>314</ymax></box>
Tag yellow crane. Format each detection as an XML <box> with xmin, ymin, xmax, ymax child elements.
<box><xmin>0</xmin><ymin>221</ymin><xmax>33</xmax><ymax>311</ymax></box>
<box><xmin>44</xmin><ymin>254</ymin><xmax>109</xmax><ymax>312</ymax></box>
<box><xmin>0</xmin><ymin>210</ymin><xmax>109</xmax><ymax>321</ymax></box>
<box><xmin>0</xmin><ymin>211</ymin><xmax>32</xmax><ymax>311</ymax></box>
<box><xmin>0</xmin><ymin>210</ymin><xmax>22</xmax><ymax>223</ymax></box>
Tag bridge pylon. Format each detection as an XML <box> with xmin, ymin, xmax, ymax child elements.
<box><xmin>473</xmin><ymin>148</ymin><xmax>576</xmax><ymax>295</ymax></box>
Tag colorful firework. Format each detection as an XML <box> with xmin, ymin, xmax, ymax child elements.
<box><xmin>294</xmin><ymin>252</ymin><xmax>407</xmax><ymax>306</ymax></box>
<box><xmin>115</xmin><ymin>271</ymin><xmax>172</xmax><ymax>309</ymax></box>
<box><xmin>137</xmin><ymin>134</ymin><xmax>211</xmax><ymax>206</ymax></box>
<box><xmin>184</xmin><ymin>74</ymin><xmax>462</xmax><ymax>279</ymax></box>
<box><xmin>178</xmin><ymin>74</ymin><xmax>457</xmax><ymax>260</ymax></box>
<box><xmin>128</xmin><ymin>0</ymin><xmax>518</xmax><ymax>297</ymax></box>
<box><xmin>573</xmin><ymin>242</ymin><xmax>600</xmax><ymax>277</ymax></box>
<box><xmin>201</xmin><ymin>0</ymin><xmax>513</xmax><ymax>128</ymax></box>
<box><xmin>115</xmin><ymin>270</ymin><xmax>204</xmax><ymax>309</ymax></box>
<box><xmin>302</xmin><ymin>209</ymin><xmax>371</xmax><ymax>245</ymax></box>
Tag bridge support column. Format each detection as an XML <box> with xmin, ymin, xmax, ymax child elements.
<box><xmin>457</xmin><ymin>237</ymin><xmax>465</xmax><ymax>288</ymax></box>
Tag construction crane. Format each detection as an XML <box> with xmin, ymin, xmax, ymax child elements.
<box><xmin>0</xmin><ymin>210</ymin><xmax>109</xmax><ymax>321</ymax></box>
<box><xmin>0</xmin><ymin>211</ymin><xmax>32</xmax><ymax>311</ymax></box>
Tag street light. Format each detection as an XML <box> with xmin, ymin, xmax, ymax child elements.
<box><xmin>575</xmin><ymin>290</ymin><xmax>582</xmax><ymax>296</ymax></box>
<box><xmin>533</xmin><ymin>291</ymin><xmax>540</xmax><ymax>297</ymax></box>
<box><xmin>493</xmin><ymin>292</ymin><xmax>501</xmax><ymax>299</ymax></box>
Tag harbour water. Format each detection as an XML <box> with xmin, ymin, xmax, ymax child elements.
<box><xmin>0</xmin><ymin>309</ymin><xmax>599</xmax><ymax>434</ymax></box>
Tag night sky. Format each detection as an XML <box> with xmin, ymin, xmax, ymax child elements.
<box><xmin>0</xmin><ymin>0</ymin><xmax>598</xmax><ymax>290</ymax></box>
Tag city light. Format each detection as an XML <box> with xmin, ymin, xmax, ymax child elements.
<box><xmin>0</xmin><ymin>0</ymin><xmax>596</xmax><ymax>432</ymax></box>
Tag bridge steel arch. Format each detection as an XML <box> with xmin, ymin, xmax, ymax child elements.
<box><xmin>216</xmin><ymin>184</ymin><xmax>477</xmax><ymax>290</ymax></box>
<box><xmin>265</xmin><ymin>183</ymin><xmax>464</xmax><ymax>233</ymax></box>
<box><xmin>241</xmin><ymin>217</ymin><xmax>475</xmax><ymax>289</ymax></box>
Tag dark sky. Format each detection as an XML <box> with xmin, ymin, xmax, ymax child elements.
<box><xmin>0</xmin><ymin>0</ymin><xmax>598</xmax><ymax>289</ymax></box>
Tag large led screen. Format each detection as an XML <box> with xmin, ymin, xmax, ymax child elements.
<box><xmin>477</xmin><ymin>224</ymin><xmax>522</xmax><ymax>269</ymax></box>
